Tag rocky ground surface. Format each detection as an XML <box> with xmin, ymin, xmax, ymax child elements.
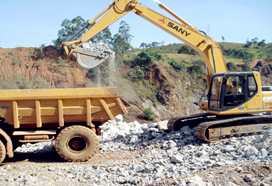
<box><xmin>0</xmin><ymin>115</ymin><xmax>272</xmax><ymax>186</ymax></box>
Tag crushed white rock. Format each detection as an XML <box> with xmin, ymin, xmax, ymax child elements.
<box><xmin>4</xmin><ymin>114</ymin><xmax>272</xmax><ymax>185</ymax></box>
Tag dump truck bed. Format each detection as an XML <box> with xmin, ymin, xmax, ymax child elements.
<box><xmin>0</xmin><ymin>87</ymin><xmax>130</xmax><ymax>129</ymax></box>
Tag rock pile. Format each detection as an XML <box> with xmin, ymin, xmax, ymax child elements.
<box><xmin>1</xmin><ymin>115</ymin><xmax>272</xmax><ymax>185</ymax></box>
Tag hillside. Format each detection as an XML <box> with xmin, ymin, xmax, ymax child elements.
<box><xmin>0</xmin><ymin>42</ymin><xmax>271</xmax><ymax>122</ymax></box>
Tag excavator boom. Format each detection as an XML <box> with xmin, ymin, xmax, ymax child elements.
<box><xmin>62</xmin><ymin>0</ymin><xmax>227</xmax><ymax>88</ymax></box>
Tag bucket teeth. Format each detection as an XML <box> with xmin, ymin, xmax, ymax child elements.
<box><xmin>72</xmin><ymin>42</ymin><xmax>114</xmax><ymax>69</ymax></box>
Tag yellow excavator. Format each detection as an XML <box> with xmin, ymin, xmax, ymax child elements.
<box><xmin>62</xmin><ymin>0</ymin><xmax>272</xmax><ymax>142</ymax></box>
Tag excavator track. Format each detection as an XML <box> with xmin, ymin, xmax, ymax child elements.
<box><xmin>167</xmin><ymin>113</ymin><xmax>213</xmax><ymax>131</ymax></box>
<box><xmin>168</xmin><ymin>114</ymin><xmax>272</xmax><ymax>142</ymax></box>
<box><xmin>195</xmin><ymin>115</ymin><xmax>272</xmax><ymax>142</ymax></box>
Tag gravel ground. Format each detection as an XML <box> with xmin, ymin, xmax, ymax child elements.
<box><xmin>0</xmin><ymin>115</ymin><xmax>272</xmax><ymax>186</ymax></box>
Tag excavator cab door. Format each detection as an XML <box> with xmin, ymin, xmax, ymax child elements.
<box><xmin>208</xmin><ymin>72</ymin><xmax>258</xmax><ymax>112</ymax></box>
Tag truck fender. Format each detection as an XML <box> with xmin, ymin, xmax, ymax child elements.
<box><xmin>0</xmin><ymin>128</ymin><xmax>14</xmax><ymax>158</ymax></box>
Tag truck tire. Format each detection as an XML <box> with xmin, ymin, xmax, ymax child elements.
<box><xmin>0</xmin><ymin>140</ymin><xmax>6</xmax><ymax>163</ymax></box>
<box><xmin>55</xmin><ymin>125</ymin><xmax>99</xmax><ymax>162</ymax></box>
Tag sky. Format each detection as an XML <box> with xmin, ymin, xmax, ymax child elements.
<box><xmin>0</xmin><ymin>0</ymin><xmax>271</xmax><ymax>49</ymax></box>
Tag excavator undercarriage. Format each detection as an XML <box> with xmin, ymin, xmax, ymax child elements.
<box><xmin>168</xmin><ymin>113</ymin><xmax>272</xmax><ymax>142</ymax></box>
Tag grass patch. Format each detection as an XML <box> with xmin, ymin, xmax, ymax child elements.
<box><xmin>12</xmin><ymin>57</ymin><xmax>22</xmax><ymax>65</ymax></box>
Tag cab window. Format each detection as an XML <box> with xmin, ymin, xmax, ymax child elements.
<box><xmin>224</xmin><ymin>76</ymin><xmax>245</xmax><ymax>107</ymax></box>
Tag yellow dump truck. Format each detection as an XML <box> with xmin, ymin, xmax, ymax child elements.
<box><xmin>0</xmin><ymin>87</ymin><xmax>130</xmax><ymax>163</ymax></box>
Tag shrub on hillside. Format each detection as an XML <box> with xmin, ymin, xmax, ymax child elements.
<box><xmin>57</xmin><ymin>57</ymin><xmax>64</xmax><ymax>64</ymax></box>
<box><xmin>38</xmin><ymin>45</ymin><xmax>45</xmax><ymax>58</ymax></box>
<box><xmin>241</xmin><ymin>64</ymin><xmax>251</xmax><ymax>71</ymax></box>
<box><xmin>192</xmin><ymin>60</ymin><xmax>205</xmax><ymax>74</ymax></box>
<box><xmin>221</xmin><ymin>47</ymin><xmax>254</xmax><ymax>62</ymax></box>
<box><xmin>128</xmin><ymin>66</ymin><xmax>145</xmax><ymax>81</ymax></box>
<box><xmin>168</xmin><ymin>58</ymin><xmax>186</xmax><ymax>72</ymax></box>
<box><xmin>12</xmin><ymin>57</ymin><xmax>22</xmax><ymax>66</ymax></box>
<box><xmin>137</xmin><ymin>49</ymin><xmax>161</xmax><ymax>64</ymax></box>
<box><xmin>188</xmin><ymin>60</ymin><xmax>205</xmax><ymax>79</ymax></box>
<box><xmin>143</xmin><ymin>107</ymin><xmax>155</xmax><ymax>121</ymax></box>
<box><xmin>178</xmin><ymin>46</ymin><xmax>197</xmax><ymax>55</ymax></box>
<box><xmin>226</xmin><ymin>62</ymin><xmax>239</xmax><ymax>71</ymax></box>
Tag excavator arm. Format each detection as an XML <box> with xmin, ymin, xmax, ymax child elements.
<box><xmin>62</xmin><ymin>0</ymin><xmax>228</xmax><ymax>87</ymax></box>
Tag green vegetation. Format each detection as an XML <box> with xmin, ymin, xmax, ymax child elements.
<box><xmin>137</xmin><ymin>49</ymin><xmax>161</xmax><ymax>65</ymax></box>
<box><xmin>188</xmin><ymin>60</ymin><xmax>206</xmax><ymax>79</ymax></box>
<box><xmin>6</xmin><ymin>51</ymin><xmax>14</xmax><ymax>58</ymax></box>
<box><xmin>57</xmin><ymin>57</ymin><xmax>64</xmax><ymax>64</ymax></box>
<box><xmin>139</xmin><ymin>41</ymin><xmax>164</xmax><ymax>49</ymax></box>
<box><xmin>0</xmin><ymin>76</ymin><xmax>32</xmax><ymax>89</ymax></box>
<box><xmin>29</xmin><ymin>48</ymin><xmax>36</xmax><ymax>58</ymax></box>
<box><xmin>241</xmin><ymin>64</ymin><xmax>251</xmax><ymax>71</ymax></box>
<box><xmin>177</xmin><ymin>46</ymin><xmax>197</xmax><ymax>55</ymax></box>
<box><xmin>226</xmin><ymin>62</ymin><xmax>239</xmax><ymax>71</ymax></box>
<box><xmin>220</xmin><ymin>45</ymin><xmax>254</xmax><ymax>63</ymax></box>
<box><xmin>53</xmin><ymin>17</ymin><xmax>133</xmax><ymax>68</ymax></box>
<box><xmin>12</xmin><ymin>57</ymin><xmax>22</xmax><ymax>66</ymax></box>
<box><xmin>53</xmin><ymin>16</ymin><xmax>88</xmax><ymax>53</ymax></box>
<box><xmin>168</xmin><ymin>58</ymin><xmax>186</xmax><ymax>72</ymax></box>
<box><xmin>244</xmin><ymin>37</ymin><xmax>266</xmax><ymax>48</ymax></box>
<box><xmin>112</xmin><ymin>21</ymin><xmax>133</xmax><ymax>54</ymax></box>
<box><xmin>143</xmin><ymin>107</ymin><xmax>156</xmax><ymax>121</ymax></box>
<box><xmin>128</xmin><ymin>66</ymin><xmax>145</xmax><ymax>81</ymax></box>
<box><xmin>38</xmin><ymin>44</ymin><xmax>45</xmax><ymax>58</ymax></box>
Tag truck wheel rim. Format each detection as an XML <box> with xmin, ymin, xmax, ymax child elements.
<box><xmin>67</xmin><ymin>136</ymin><xmax>88</xmax><ymax>153</ymax></box>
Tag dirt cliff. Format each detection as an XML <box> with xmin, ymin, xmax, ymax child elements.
<box><xmin>0</xmin><ymin>46</ymin><xmax>87</xmax><ymax>89</ymax></box>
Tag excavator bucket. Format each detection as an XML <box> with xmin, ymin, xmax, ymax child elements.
<box><xmin>72</xmin><ymin>42</ymin><xmax>113</xmax><ymax>69</ymax></box>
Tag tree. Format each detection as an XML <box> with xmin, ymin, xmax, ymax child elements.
<box><xmin>38</xmin><ymin>44</ymin><xmax>45</xmax><ymax>58</ymax></box>
<box><xmin>140</xmin><ymin>42</ymin><xmax>148</xmax><ymax>49</ymax></box>
<box><xmin>151</xmin><ymin>42</ymin><xmax>159</xmax><ymax>47</ymax></box>
<box><xmin>244</xmin><ymin>39</ymin><xmax>252</xmax><ymax>48</ymax></box>
<box><xmin>92</xmin><ymin>27</ymin><xmax>112</xmax><ymax>45</ymax></box>
<box><xmin>112</xmin><ymin>21</ymin><xmax>133</xmax><ymax>53</ymax></box>
<box><xmin>53</xmin><ymin>16</ymin><xmax>88</xmax><ymax>53</ymax></box>
<box><xmin>257</xmin><ymin>39</ymin><xmax>266</xmax><ymax>47</ymax></box>
<box><xmin>53</xmin><ymin>16</ymin><xmax>112</xmax><ymax>53</ymax></box>
<box><xmin>251</xmin><ymin>37</ymin><xmax>258</xmax><ymax>47</ymax></box>
<box><xmin>112</xmin><ymin>34</ymin><xmax>129</xmax><ymax>53</ymax></box>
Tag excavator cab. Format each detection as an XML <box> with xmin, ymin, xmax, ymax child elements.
<box><xmin>208</xmin><ymin>72</ymin><xmax>259</xmax><ymax>113</ymax></box>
